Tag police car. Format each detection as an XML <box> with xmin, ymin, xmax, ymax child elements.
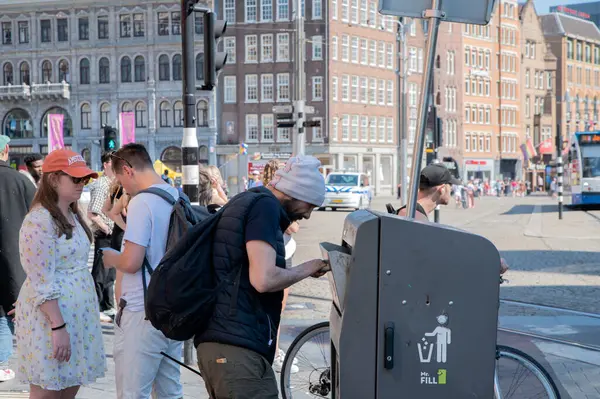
<box><xmin>320</xmin><ymin>172</ymin><xmax>372</xmax><ymax>211</ymax></box>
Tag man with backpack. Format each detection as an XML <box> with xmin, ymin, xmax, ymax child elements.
<box><xmin>101</xmin><ymin>144</ymin><xmax>184</xmax><ymax>399</ymax></box>
<box><xmin>194</xmin><ymin>156</ymin><xmax>329</xmax><ymax>398</ymax></box>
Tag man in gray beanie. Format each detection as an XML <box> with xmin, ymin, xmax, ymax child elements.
<box><xmin>194</xmin><ymin>155</ymin><xmax>329</xmax><ymax>398</ymax></box>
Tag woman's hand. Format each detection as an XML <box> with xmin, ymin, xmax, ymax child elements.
<box><xmin>7</xmin><ymin>302</ymin><xmax>16</xmax><ymax>317</ymax></box>
<box><xmin>52</xmin><ymin>328</ymin><xmax>71</xmax><ymax>362</ymax></box>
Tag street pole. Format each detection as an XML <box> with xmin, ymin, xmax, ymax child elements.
<box><xmin>406</xmin><ymin>0</ymin><xmax>443</xmax><ymax>219</ymax></box>
<box><xmin>433</xmin><ymin>115</ymin><xmax>441</xmax><ymax>223</ymax></box>
<box><xmin>397</xmin><ymin>19</ymin><xmax>409</xmax><ymax>206</ymax></box>
<box><xmin>293</xmin><ymin>0</ymin><xmax>306</xmax><ymax>156</ymax></box>
<box><xmin>556</xmin><ymin>123</ymin><xmax>563</xmax><ymax>220</ymax></box>
<box><xmin>181</xmin><ymin>0</ymin><xmax>199</xmax><ymax>204</ymax></box>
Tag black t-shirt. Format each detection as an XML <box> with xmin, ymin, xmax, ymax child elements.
<box><xmin>397</xmin><ymin>203</ymin><xmax>428</xmax><ymax>219</ymax></box>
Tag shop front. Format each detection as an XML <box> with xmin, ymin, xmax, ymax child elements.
<box><xmin>464</xmin><ymin>159</ymin><xmax>494</xmax><ymax>182</ymax></box>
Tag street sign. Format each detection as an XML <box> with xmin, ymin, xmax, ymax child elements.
<box><xmin>273</xmin><ymin>105</ymin><xmax>293</xmax><ymax>113</ymax></box>
<box><xmin>304</xmin><ymin>105</ymin><xmax>315</xmax><ymax>114</ymax></box>
<box><xmin>378</xmin><ymin>0</ymin><xmax>495</xmax><ymax>25</ymax></box>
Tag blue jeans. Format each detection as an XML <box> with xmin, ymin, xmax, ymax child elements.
<box><xmin>0</xmin><ymin>316</ymin><xmax>15</xmax><ymax>365</ymax></box>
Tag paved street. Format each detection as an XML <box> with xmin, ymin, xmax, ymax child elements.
<box><xmin>3</xmin><ymin>194</ymin><xmax>600</xmax><ymax>398</ymax></box>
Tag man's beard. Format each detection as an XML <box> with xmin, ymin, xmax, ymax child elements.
<box><xmin>282</xmin><ymin>199</ymin><xmax>304</xmax><ymax>222</ymax></box>
<box><xmin>30</xmin><ymin>169</ymin><xmax>41</xmax><ymax>182</ymax></box>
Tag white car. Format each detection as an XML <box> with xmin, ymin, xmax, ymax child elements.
<box><xmin>320</xmin><ymin>172</ymin><xmax>372</xmax><ymax>211</ymax></box>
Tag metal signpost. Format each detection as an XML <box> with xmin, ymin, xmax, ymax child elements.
<box><xmin>378</xmin><ymin>0</ymin><xmax>494</xmax><ymax>219</ymax></box>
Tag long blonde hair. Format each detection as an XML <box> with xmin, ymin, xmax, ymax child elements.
<box><xmin>263</xmin><ymin>160</ymin><xmax>281</xmax><ymax>186</ymax></box>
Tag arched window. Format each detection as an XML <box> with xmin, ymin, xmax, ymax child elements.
<box><xmin>120</xmin><ymin>56</ymin><xmax>132</xmax><ymax>82</ymax></box>
<box><xmin>41</xmin><ymin>107</ymin><xmax>72</xmax><ymax>137</ymax></box>
<box><xmin>173</xmin><ymin>101</ymin><xmax>184</xmax><ymax>127</ymax></box>
<box><xmin>172</xmin><ymin>54</ymin><xmax>182</xmax><ymax>81</ymax></box>
<box><xmin>3</xmin><ymin>108</ymin><xmax>33</xmax><ymax>138</ymax></box>
<box><xmin>159</xmin><ymin>101</ymin><xmax>171</xmax><ymax>127</ymax></box>
<box><xmin>41</xmin><ymin>60</ymin><xmax>52</xmax><ymax>82</ymax></box>
<box><xmin>135</xmin><ymin>101</ymin><xmax>147</xmax><ymax>128</ymax></box>
<box><xmin>121</xmin><ymin>101</ymin><xmax>133</xmax><ymax>113</ymax></box>
<box><xmin>199</xmin><ymin>145</ymin><xmax>209</xmax><ymax>165</ymax></box>
<box><xmin>196</xmin><ymin>100</ymin><xmax>208</xmax><ymax>127</ymax></box>
<box><xmin>100</xmin><ymin>102</ymin><xmax>111</xmax><ymax>127</ymax></box>
<box><xmin>3</xmin><ymin>62</ymin><xmax>13</xmax><ymax>85</ymax></box>
<box><xmin>58</xmin><ymin>59</ymin><xmax>69</xmax><ymax>82</ymax></box>
<box><xmin>158</xmin><ymin>55</ymin><xmax>170</xmax><ymax>81</ymax></box>
<box><xmin>19</xmin><ymin>62</ymin><xmax>30</xmax><ymax>85</ymax></box>
<box><xmin>80</xmin><ymin>58</ymin><xmax>90</xmax><ymax>84</ymax></box>
<box><xmin>160</xmin><ymin>146</ymin><xmax>182</xmax><ymax>172</ymax></box>
<box><xmin>99</xmin><ymin>57</ymin><xmax>110</xmax><ymax>84</ymax></box>
<box><xmin>81</xmin><ymin>103</ymin><xmax>91</xmax><ymax>129</ymax></box>
<box><xmin>196</xmin><ymin>53</ymin><xmax>204</xmax><ymax>81</ymax></box>
<box><xmin>134</xmin><ymin>56</ymin><xmax>145</xmax><ymax>82</ymax></box>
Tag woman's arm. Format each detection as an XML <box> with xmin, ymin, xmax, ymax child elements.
<box><xmin>107</xmin><ymin>195</ymin><xmax>127</xmax><ymax>231</ymax></box>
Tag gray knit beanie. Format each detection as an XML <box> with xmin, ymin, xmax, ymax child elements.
<box><xmin>270</xmin><ymin>156</ymin><xmax>326</xmax><ymax>206</ymax></box>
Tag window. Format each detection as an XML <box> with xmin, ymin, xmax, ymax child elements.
<box><xmin>171</xmin><ymin>12</ymin><xmax>181</xmax><ymax>35</ymax></box>
<box><xmin>58</xmin><ymin>60</ymin><xmax>69</xmax><ymax>82</ymax></box>
<box><xmin>224</xmin><ymin>76</ymin><xmax>236</xmax><ymax>103</ymax></box>
<box><xmin>245</xmin><ymin>74</ymin><xmax>258</xmax><ymax>101</ymax></box>
<box><xmin>351</xmin><ymin>0</ymin><xmax>358</xmax><ymax>23</ymax></box>
<box><xmin>19</xmin><ymin>61</ymin><xmax>29</xmax><ymax>85</ymax></box>
<box><xmin>159</xmin><ymin>55</ymin><xmax>170</xmax><ymax>81</ymax></box>
<box><xmin>409</xmin><ymin>47</ymin><xmax>417</xmax><ymax>71</ymax></box>
<box><xmin>18</xmin><ymin>21</ymin><xmax>29</xmax><ymax>43</ymax></box>
<box><xmin>135</xmin><ymin>102</ymin><xmax>147</xmax><ymax>128</ymax></box>
<box><xmin>3</xmin><ymin>62</ymin><xmax>14</xmax><ymax>85</ymax></box>
<box><xmin>276</xmin><ymin>33</ymin><xmax>289</xmax><ymax>61</ymax></box>
<box><xmin>277</xmin><ymin>73</ymin><xmax>290</xmax><ymax>101</ymax></box>
<box><xmin>351</xmin><ymin>76</ymin><xmax>358</xmax><ymax>101</ymax></box>
<box><xmin>465</xmin><ymin>134</ymin><xmax>470</xmax><ymax>151</ymax></box>
<box><xmin>341</xmin><ymin>75</ymin><xmax>349</xmax><ymax>101</ymax></box>
<box><xmin>332</xmin><ymin>0</ymin><xmax>338</xmax><ymax>19</ymax></box>
<box><xmin>350</xmin><ymin>37</ymin><xmax>358</xmax><ymax>63</ymax></box>
<box><xmin>41</xmin><ymin>60</ymin><xmax>52</xmax><ymax>82</ymax></box>
<box><xmin>369</xmin><ymin>116</ymin><xmax>377</xmax><ymax>142</ymax></box>
<box><xmin>332</xmin><ymin>36</ymin><xmax>338</xmax><ymax>60</ymax></box>
<box><xmin>340</xmin><ymin>115</ymin><xmax>349</xmax><ymax>140</ymax></box>
<box><xmin>313</xmin><ymin>36</ymin><xmax>323</xmax><ymax>60</ymax></box>
<box><xmin>360</xmin><ymin>77</ymin><xmax>367</xmax><ymax>103</ymax></box>
<box><xmin>98</xmin><ymin>15</ymin><xmax>109</xmax><ymax>39</ymax></box>
<box><xmin>246</xmin><ymin>114</ymin><xmax>259</xmax><ymax>141</ymax></box>
<box><xmin>262</xmin><ymin>74</ymin><xmax>274</xmax><ymax>101</ymax></box>
<box><xmin>277</xmin><ymin>0</ymin><xmax>288</xmax><ymax>20</ymax></box>
<box><xmin>120</xmin><ymin>15</ymin><xmax>132</xmax><ymax>37</ymax></box>
<box><xmin>360</xmin><ymin>116</ymin><xmax>368</xmax><ymax>142</ymax></box>
<box><xmin>313</xmin><ymin>76</ymin><xmax>323</xmax><ymax>100</ymax></box>
<box><xmin>341</xmin><ymin>35</ymin><xmax>349</xmax><ymax>61</ymax></box>
<box><xmin>134</xmin><ymin>14</ymin><xmax>145</xmax><ymax>37</ymax></box>
<box><xmin>261</xmin><ymin>34</ymin><xmax>273</xmax><ymax>62</ymax></box>
<box><xmin>359</xmin><ymin>0</ymin><xmax>367</xmax><ymax>25</ymax></box>
<box><xmin>547</xmin><ymin>71</ymin><xmax>552</xmax><ymax>89</ymax></box>
<box><xmin>368</xmin><ymin>78</ymin><xmax>377</xmax><ymax>104</ymax></box>
<box><xmin>261</xmin><ymin>114</ymin><xmax>274</xmax><ymax>141</ymax></box>
<box><xmin>409</xmin><ymin>83</ymin><xmax>417</xmax><ymax>107</ymax></box>
<box><xmin>99</xmin><ymin>58</ymin><xmax>110</xmax><ymax>84</ymax></box>
<box><xmin>369</xmin><ymin>2</ymin><xmax>376</xmax><ymax>27</ymax></box>
<box><xmin>386</xmin><ymin>118</ymin><xmax>393</xmax><ymax>143</ymax></box>
<box><xmin>196</xmin><ymin>53</ymin><xmax>204</xmax><ymax>81</ymax></box>
<box><xmin>485</xmin><ymin>108</ymin><xmax>490</xmax><ymax>124</ymax></box>
<box><xmin>197</xmin><ymin>101</ymin><xmax>209</xmax><ymax>127</ymax></box>
<box><xmin>159</xmin><ymin>102</ymin><xmax>171</xmax><ymax>127</ymax></box>
<box><xmin>80</xmin><ymin>104</ymin><xmax>91</xmax><ymax>129</ymax></box>
<box><xmin>360</xmin><ymin>39</ymin><xmax>367</xmax><ymax>65</ymax></box>
<box><xmin>378</xmin><ymin>42</ymin><xmax>385</xmax><ymax>68</ymax></box>
<box><xmin>387</xmin><ymin>80</ymin><xmax>394</xmax><ymax>105</ymax></box>
<box><xmin>313</xmin><ymin>0</ymin><xmax>322</xmax><ymax>19</ymax></box>
<box><xmin>378</xmin><ymin>117</ymin><xmax>385</xmax><ymax>142</ymax></box>
<box><xmin>261</xmin><ymin>0</ymin><xmax>273</xmax><ymax>20</ymax></box>
<box><xmin>246</xmin><ymin>0</ymin><xmax>257</xmax><ymax>22</ymax></box>
<box><xmin>387</xmin><ymin>43</ymin><xmax>393</xmax><ymax>69</ymax></box>
<box><xmin>40</xmin><ymin>20</ymin><xmax>51</xmax><ymax>43</ymax></box>
<box><xmin>222</xmin><ymin>37</ymin><xmax>236</xmax><ymax>64</ymax></box>
<box><xmin>369</xmin><ymin>40</ymin><xmax>376</xmax><ymax>66</ymax></box>
<box><xmin>100</xmin><ymin>103</ymin><xmax>110</xmax><ymax>127</ymax></box>
<box><xmin>351</xmin><ymin>115</ymin><xmax>359</xmax><ymax>140</ymax></box>
<box><xmin>378</xmin><ymin>79</ymin><xmax>385</xmax><ymax>105</ymax></box>
<box><xmin>120</xmin><ymin>57</ymin><xmax>131</xmax><ymax>82</ymax></box>
<box><xmin>2</xmin><ymin>22</ymin><xmax>11</xmax><ymax>45</ymax></box>
<box><xmin>173</xmin><ymin>101</ymin><xmax>184</xmax><ymax>127</ymax></box>
<box><xmin>172</xmin><ymin>55</ymin><xmax>182</xmax><ymax>81</ymax></box>
<box><xmin>78</xmin><ymin>18</ymin><xmax>88</xmax><ymax>40</ymax></box>
<box><xmin>134</xmin><ymin>56</ymin><xmax>145</xmax><ymax>82</ymax></box>
<box><xmin>158</xmin><ymin>12</ymin><xmax>169</xmax><ymax>35</ymax></box>
<box><xmin>332</xmin><ymin>76</ymin><xmax>338</xmax><ymax>101</ymax></box>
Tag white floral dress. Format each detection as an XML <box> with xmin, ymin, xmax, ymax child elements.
<box><xmin>15</xmin><ymin>207</ymin><xmax>106</xmax><ymax>390</ymax></box>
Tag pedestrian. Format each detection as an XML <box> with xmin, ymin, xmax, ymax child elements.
<box><xmin>101</xmin><ymin>144</ymin><xmax>183</xmax><ymax>399</ymax></box>
<box><xmin>194</xmin><ymin>156</ymin><xmax>329</xmax><ymax>398</ymax></box>
<box><xmin>247</xmin><ymin>170</ymin><xmax>263</xmax><ymax>188</ymax></box>
<box><xmin>204</xmin><ymin>165</ymin><xmax>228</xmax><ymax>206</ymax></box>
<box><xmin>88</xmin><ymin>152</ymin><xmax>116</xmax><ymax>322</ymax></box>
<box><xmin>0</xmin><ymin>135</ymin><xmax>36</xmax><ymax>383</ymax></box>
<box><xmin>161</xmin><ymin>168</ymin><xmax>174</xmax><ymax>186</ymax></box>
<box><xmin>19</xmin><ymin>153</ymin><xmax>43</xmax><ymax>188</ymax></box>
<box><xmin>15</xmin><ymin>149</ymin><xmax>106</xmax><ymax>397</ymax></box>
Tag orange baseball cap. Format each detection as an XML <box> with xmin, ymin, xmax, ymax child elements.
<box><xmin>42</xmin><ymin>149</ymin><xmax>99</xmax><ymax>179</ymax></box>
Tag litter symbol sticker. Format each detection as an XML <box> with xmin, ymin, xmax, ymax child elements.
<box><xmin>418</xmin><ymin>314</ymin><xmax>451</xmax><ymax>364</ymax></box>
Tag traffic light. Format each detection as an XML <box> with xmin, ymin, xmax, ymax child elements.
<box><xmin>434</xmin><ymin>117</ymin><xmax>443</xmax><ymax>148</ymax></box>
<box><xmin>203</xmin><ymin>12</ymin><xmax>227</xmax><ymax>91</ymax></box>
<box><xmin>103</xmin><ymin>126</ymin><xmax>118</xmax><ymax>152</ymax></box>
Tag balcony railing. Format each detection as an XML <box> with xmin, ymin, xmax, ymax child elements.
<box><xmin>31</xmin><ymin>81</ymin><xmax>70</xmax><ymax>100</ymax></box>
<box><xmin>0</xmin><ymin>84</ymin><xmax>31</xmax><ymax>100</ymax></box>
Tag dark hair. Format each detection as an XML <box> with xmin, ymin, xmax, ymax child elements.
<box><xmin>198</xmin><ymin>169</ymin><xmax>213</xmax><ymax>206</ymax></box>
<box><xmin>112</xmin><ymin>144</ymin><xmax>153</xmax><ymax>173</ymax></box>
<box><xmin>164</xmin><ymin>169</ymin><xmax>169</xmax><ymax>174</ymax></box>
<box><xmin>101</xmin><ymin>151</ymin><xmax>113</xmax><ymax>165</ymax></box>
<box><xmin>24</xmin><ymin>153</ymin><xmax>43</xmax><ymax>166</ymax></box>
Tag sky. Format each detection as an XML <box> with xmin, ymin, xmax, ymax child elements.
<box><xmin>535</xmin><ymin>0</ymin><xmax>598</xmax><ymax>13</ymax></box>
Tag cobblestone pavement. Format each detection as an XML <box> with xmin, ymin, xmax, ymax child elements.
<box><xmin>3</xmin><ymin>194</ymin><xmax>600</xmax><ymax>398</ymax></box>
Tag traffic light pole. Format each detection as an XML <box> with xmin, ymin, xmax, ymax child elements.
<box><xmin>293</xmin><ymin>0</ymin><xmax>306</xmax><ymax>156</ymax></box>
<box><xmin>556</xmin><ymin>123</ymin><xmax>563</xmax><ymax>220</ymax></box>
<box><xmin>181</xmin><ymin>0</ymin><xmax>199</xmax><ymax>205</ymax></box>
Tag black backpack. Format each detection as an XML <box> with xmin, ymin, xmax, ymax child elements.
<box><xmin>145</xmin><ymin>191</ymin><xmax>268</xmax><ymax>341</ymax></box>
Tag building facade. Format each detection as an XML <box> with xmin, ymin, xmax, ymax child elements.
<box><xmin>216</xmin><ymin>0</ymin><xmax>398</xmax><ymax>194</ymax></box>
<box><xmin>0</xmin><ymin>0</ymin><xmax>215</xmax><ymax>172</ymax></box>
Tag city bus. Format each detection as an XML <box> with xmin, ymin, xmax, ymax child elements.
<box><xmin>564</xmin><ymin>131</ymin><xmax>600</xmax><ymax>207</ymax></box>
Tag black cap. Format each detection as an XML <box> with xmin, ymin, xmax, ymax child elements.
<box><xmin>420</xmin><ymin>163</ymin><xmax>461</xmax><ymax>187</ymax></box>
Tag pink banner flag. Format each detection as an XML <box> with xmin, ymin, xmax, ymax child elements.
<box><xmin>119</xmin><ymin>112</ymin><xmax>136</xmax><ymax>146</ymax></box>
<box><xmin>48</xmin><ymin>114</ymin><xmax>65</xmax><ymax>152</ymax></box>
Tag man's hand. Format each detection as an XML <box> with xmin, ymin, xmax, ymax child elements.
<box><xmin>7</xmin><ymin>302</ymin><xmax>16</xmax><ymax>317</ymax></box>
<box><xmin>500</xmin><ymin>258</ymin><xmax>509</xmax><ymax>275</ymax></box>
<box><xmin>310</xmin><ymin>259</ymin><xmax>331</xmax><ymax>278</ymax></box>
<box><xmin>102</xmin><ymin>248</ymin><xmax>119</xmax><ymax>268</ymax></box>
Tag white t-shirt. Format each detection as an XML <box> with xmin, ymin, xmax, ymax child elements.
<box><xmin>121</xmin><ymin>184</ymin><xmax>179</xmax><ymax>312</ymax></box>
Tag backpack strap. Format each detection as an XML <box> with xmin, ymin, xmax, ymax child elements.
<box><xmin>138</xmin><ymin>187</ymin><xmax>177</xmax><ymax>205</ymax></box>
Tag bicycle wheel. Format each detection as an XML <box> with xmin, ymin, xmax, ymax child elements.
<box><xmin>495</xmin><ymin>345</ymin><xmax>560</xmax><ymax>399</ymax></box>
<box><xmin>280</xmin><ymin>321</ymin><xmax>331</xmax><ymax>399</ymax></box>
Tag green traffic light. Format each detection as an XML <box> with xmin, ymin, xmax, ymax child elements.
<box><xmin>108</xmin><ymin>140</ymin><xmax>116</xmax><ymax>150</ymax></box>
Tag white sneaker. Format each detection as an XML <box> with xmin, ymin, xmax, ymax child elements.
<box><xmin>273</xmin><ymin>350</ymin><xmax>299</xmax><ymax>373</ymax></box>
<box><xmin>0</xmin><ymin>368</ymin><xmax>15</xmax><ymax>382</ymax></box>
<box><xmin>99</xmin><ymin>312</ymin><xmax>112</xmax><ymax>323</ymax></box>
